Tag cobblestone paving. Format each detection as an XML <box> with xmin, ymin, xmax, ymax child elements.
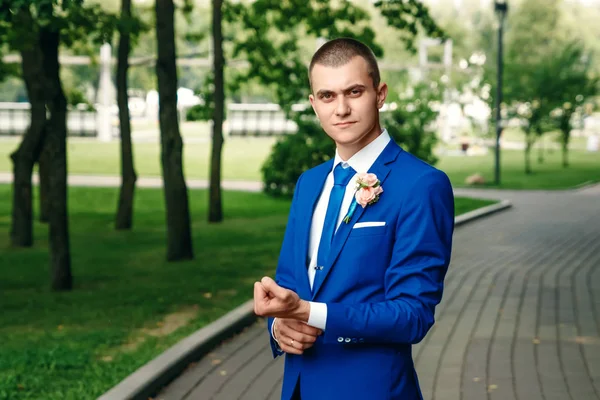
<box><xmin>156</xmin><ymin>187</ymin><xmax>600</xmax><ymax>400</ymax></box>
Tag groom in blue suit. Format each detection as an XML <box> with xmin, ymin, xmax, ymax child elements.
<box><xmin>254</xmin><ymin>38</ymin><xmax>454</xmax><ymax>400</ymax></box>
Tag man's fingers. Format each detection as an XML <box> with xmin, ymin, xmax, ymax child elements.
<box><xmin>254</xmin><ymin>281</ymin><xmax>267</xmax><ymax>298</ymax></box>
<box><xmin>282</xmin><ymin>345</ymin><xmax>303</xmax><ymax>355</ymax></box>
<box><xmin>294</xmin><ymin>321</ymin><xmax>323</xmax><ymax>337</ymax></box>
<box><xmin>285</xmin><ymin>319</ymin><xmax>322</xmax><ymax>337</ymax></box>
<box><xmin>280</xmin><ymin>322</ymin><xmax>318</xmax><ymax>344</ymax></box>
<box><xmin>253</xmin><ymin>282</ymin><xmax>267</xmax><ymax>315</ymax></box>
<box><xmin>278</xmin><ymin>334</ymin><xmax>304</xmax><ymax>355</ymax></box>
<box><xmin>277</xmin><ymin>320</ymin><xmax>319</xmax><ymax>346</ymax></box>
<box><xmin>276</xmin><ymin>319</ymin><xmax>319</xmax><ymax>352</ymax></box>
<box><xmin>260</xmin><ymin>276</ymin><xmax>289</xmax><ymax>300</ymax></box>
<box><xmin>288</xmin><ymin>331</ymin><xmax>318</xmax><ymax>345</ymax></box>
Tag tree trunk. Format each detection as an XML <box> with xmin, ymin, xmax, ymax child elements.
<box><xmin>524</xmin><ymin>131</ymin><xmax>534</xmax><ymax>175</ymax></box>
<box><xmin>524</xmin><ymin>128</ymin><xmax>535</xmax><ymax>174</ymax></box>
<box><xmin>561</xmin><ymin>128</ymin><xmax>570</xmax><ymax>168</ymax></box>
<box><xmin>40</xmin><ymin>28</ymin><xmax>72</xmax><ymax>291</ymax></box>
<box><xmin>537</xmin><ymin>142</ymin><xmax>544</xmax><ymax>164</ymax></box>
<box><xmin>209</xmin><ymin>0</ymin><xmax>224</xmax><ymax>223</ymax></box>
<box><xmin>38</xmin><ymin>142</ymin><xmax>51</xmax><ymax>223</ymax></box>
<box><xmin>10</xmin><ymin>15</ymin><xmax>47</xmax><ymax>247</ymax></box>
<box><xmin>115</xmin><ymin>0</ymin><xmax>137</xmax><ymax>230</ymax></box>
<box><xmin>536</xmin><ymin>125</ymin><xmax>545</xmax><ymax>164</ymax></box>
<box><xmin>562</xmin><ymin>139</ymin><xmax>569</xmax><ymax>168</ymax></box>
<box><xmin>155</xmin><ymin>0</ymin><xmax>194</xmax><ymax>261</ymax></box>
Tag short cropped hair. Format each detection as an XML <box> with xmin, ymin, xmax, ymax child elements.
<box><xmin>309</xmin><ymin>38</ymin><xmax>381</xmax><ymax>90</ymax></box>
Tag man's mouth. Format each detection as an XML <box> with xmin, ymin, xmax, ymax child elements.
<box><xmin>334</xmin><ymin>121</ymin><xmax>357</xmax><ymax>127</ymax></box>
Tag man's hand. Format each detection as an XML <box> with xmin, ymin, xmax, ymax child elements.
<box><xmin>273</xmin><ymin>318</ymin><xmax>322</xmax><ymax>355</ymax></box>
<box><xmin>253</xmin><ymin>276</ymin><xmax>310</xmax><ymax>321</ymax></box>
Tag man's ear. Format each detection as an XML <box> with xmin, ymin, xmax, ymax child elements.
<box><xmin>309</xmin><ymin>94</ymin><xmax>319</xmax><ymax>117</ymax></box>
<box><xmin>377</xmin><ymin>83</ymin><xmax>388</xmax><ymax>109</ymax></box>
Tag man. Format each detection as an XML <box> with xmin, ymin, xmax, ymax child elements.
<box><xmin>254</xmin><ymin>38</ymin><xmax>454</xmax><ymax>400</ymax></box>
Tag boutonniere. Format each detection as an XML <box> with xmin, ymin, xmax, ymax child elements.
<box><xmin>343</xmin><ymin>173</ymin><xmax>384</xmax><ymax>223</ymax></box>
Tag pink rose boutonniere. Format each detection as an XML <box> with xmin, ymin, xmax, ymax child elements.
<box><xmin>343</xmin><ymin>173</ymin><xmax>383</xmax><ymax>223</ymax></box>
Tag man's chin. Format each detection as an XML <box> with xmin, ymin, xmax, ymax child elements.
<box><xmin>325</xmin><ymin>129</ymin><xmax>361</xmax><ymax>142</ymax></box>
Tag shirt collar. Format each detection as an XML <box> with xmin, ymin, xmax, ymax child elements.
<box><xmin>332</xmin><ymin>128</ymin><xmax>391</xmax><ymax>173</ymax></box>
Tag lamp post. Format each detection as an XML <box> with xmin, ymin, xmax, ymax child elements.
<box><xmin>494</xmin><ymin>0</ymin><xmax>508</xmax><ymax>185</ymax></box>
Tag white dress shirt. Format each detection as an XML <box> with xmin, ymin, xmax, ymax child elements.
<box><xmin>272</xmin><ymin>129</ymin><xmax>391</xmax><ymax>343</ymax></box>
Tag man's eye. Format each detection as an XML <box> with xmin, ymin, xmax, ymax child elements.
<box><xmin>350</xmin><ymin>90</ymin><xmax>362</xmax><ymax>96</ymax></box>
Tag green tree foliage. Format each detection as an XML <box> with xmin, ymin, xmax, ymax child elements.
<box><xmin>492</xmin><ymin>0</ymin><xmax>592</xmax><ymax>173</ymax></box>
<box><xmin>372</xmin><ymin>0</ymin><xmax>445</xmax><ymax>52</ymax></box>
<box><xmin>547</xmin><ymin>41</ymin><xmax>599</xmax><ymax>168</ymax></box>
<box><xmin>382</xmin><ymin>81</ymin><xmax>442</xmax><ymax>166</ymax></box>
<box><xmin>222</xmin><ymin>0</ymin><xmax>443</xmax><ymax>197</ymax></box>
<box><xmin>186</xmin><ymin>73</ymin><xmax>215</xmax><ymax>121</ymax></box>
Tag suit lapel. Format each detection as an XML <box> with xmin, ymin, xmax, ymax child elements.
<box><xmin>295</xmin><ymin>160</ymin><xmax>332</xmax><ymax>297</ymax></box>
<box><xmin>310</xmin><ymin>141</ymin><xmax>401</xmax><ymax>300</ymax></box>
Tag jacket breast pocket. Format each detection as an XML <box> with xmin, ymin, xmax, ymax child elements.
<box><xmin>348</xmin><ymin>224</ymin><xmax>388</xmax><ymax>237</ymax></box>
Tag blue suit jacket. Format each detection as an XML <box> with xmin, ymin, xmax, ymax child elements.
<box><xmin>268</xmin><ymin>140</ymin><xmax>455</xmax><ymax>400</ymax></box>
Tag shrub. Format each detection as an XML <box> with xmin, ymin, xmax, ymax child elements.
<box><xmin>382</xmin><ymin>81</ymin><xmax>442</xmax><ymax>166</ymax></box>
<box><xmin>261</xmin><ymin>114</ymin><xmax>334</xmax><ymax>197</ymax></box>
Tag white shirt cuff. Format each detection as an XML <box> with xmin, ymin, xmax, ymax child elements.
<box><xmin>271</xmin><ymin>318</ymin><xmax>283</xmax><ymax>352</ymax></box>
<box><xmin>307</xmin><ymin>301</ymin><xmax>327</xmax><ymax>330</ymax></box>
<box><xmin>271</xmin><ymin>318</ymin><xmax>280</xmax><ymax>343</ymax></box>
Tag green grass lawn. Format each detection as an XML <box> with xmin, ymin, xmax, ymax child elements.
<box><xmin>499</xmin><ymin>127</ymin><xmax>590</xmax><ymax>149</ymax></box>
<box><xmin>453</xmin><ymin>197</ymin><xmax>496</xmax><ymax>216</ymax></box>
<box><xmin>438</xmin><ymin>148</ymin><xmax>599</xmax><ymax>189</ymax></box>
<box><xmin>0</xmin><ymin>133</ymin><xmax>277</xmax><ymax>182</ymax></box>
<box><xmin>0</xmin><ymin>128</ymin><xmax>597</xmax><ymax>189</ymax></box>
<box><xmin>0</xmin><ymin>185</ymin><xmax>494</xmax><ymax>399</ymax></box>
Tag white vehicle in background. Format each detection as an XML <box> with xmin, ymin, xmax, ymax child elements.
<box><xmin>108</xmin><ymin>89</ymin><xmax>147</xmax><ymax>118</ymax></box>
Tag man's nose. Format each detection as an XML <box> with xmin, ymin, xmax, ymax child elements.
<box><xmin>335</xmin><ymin>97</ymin><xmax>350</xmax><ymax>116</ymax></box>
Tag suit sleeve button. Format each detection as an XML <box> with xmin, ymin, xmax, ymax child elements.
<box><xmin>337</xmin><ymin>337</ymin><xmax>344</xmax><ymax>343</ymax></box>
<box><xmin>345</xmin><ymin>338</ymin><xmax>351</xmax><ymax>343</ymax></box>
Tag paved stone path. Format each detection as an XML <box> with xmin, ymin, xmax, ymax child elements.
<box><xmin>153</xmin><ymin>184</ymin><xmax>600</xmax><ymax>400</ymax></box>
<box><xmin>0</xmin><ymin>172</ymin><xmax>263</xmax><ymax>192</ymax></box>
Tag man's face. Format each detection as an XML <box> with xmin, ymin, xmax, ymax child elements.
<box><xmin>309</xmin><ymin>56</ymin><xmax>387</xmax><ymax>151</ymax></box>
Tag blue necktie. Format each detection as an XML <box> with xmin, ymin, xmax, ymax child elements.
<box><xmin>316</xmin><ymin>163</ymin><xmax>356</xmax><ymax>268</ymax></box>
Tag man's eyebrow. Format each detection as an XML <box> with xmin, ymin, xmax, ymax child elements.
<box><xmin>343</xmin><ymin>84</ymin><xmax>366</xmax><ymax>92</ymax></box>
<box><xmin>316</xmin><ymin>89</ymin><xmax>334</xmax><ymax>97</ymax></box>
<box><xmin>316</xmin><ymin>84</ymin><xmax>366</xmax><ymax>97</ymax></box>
